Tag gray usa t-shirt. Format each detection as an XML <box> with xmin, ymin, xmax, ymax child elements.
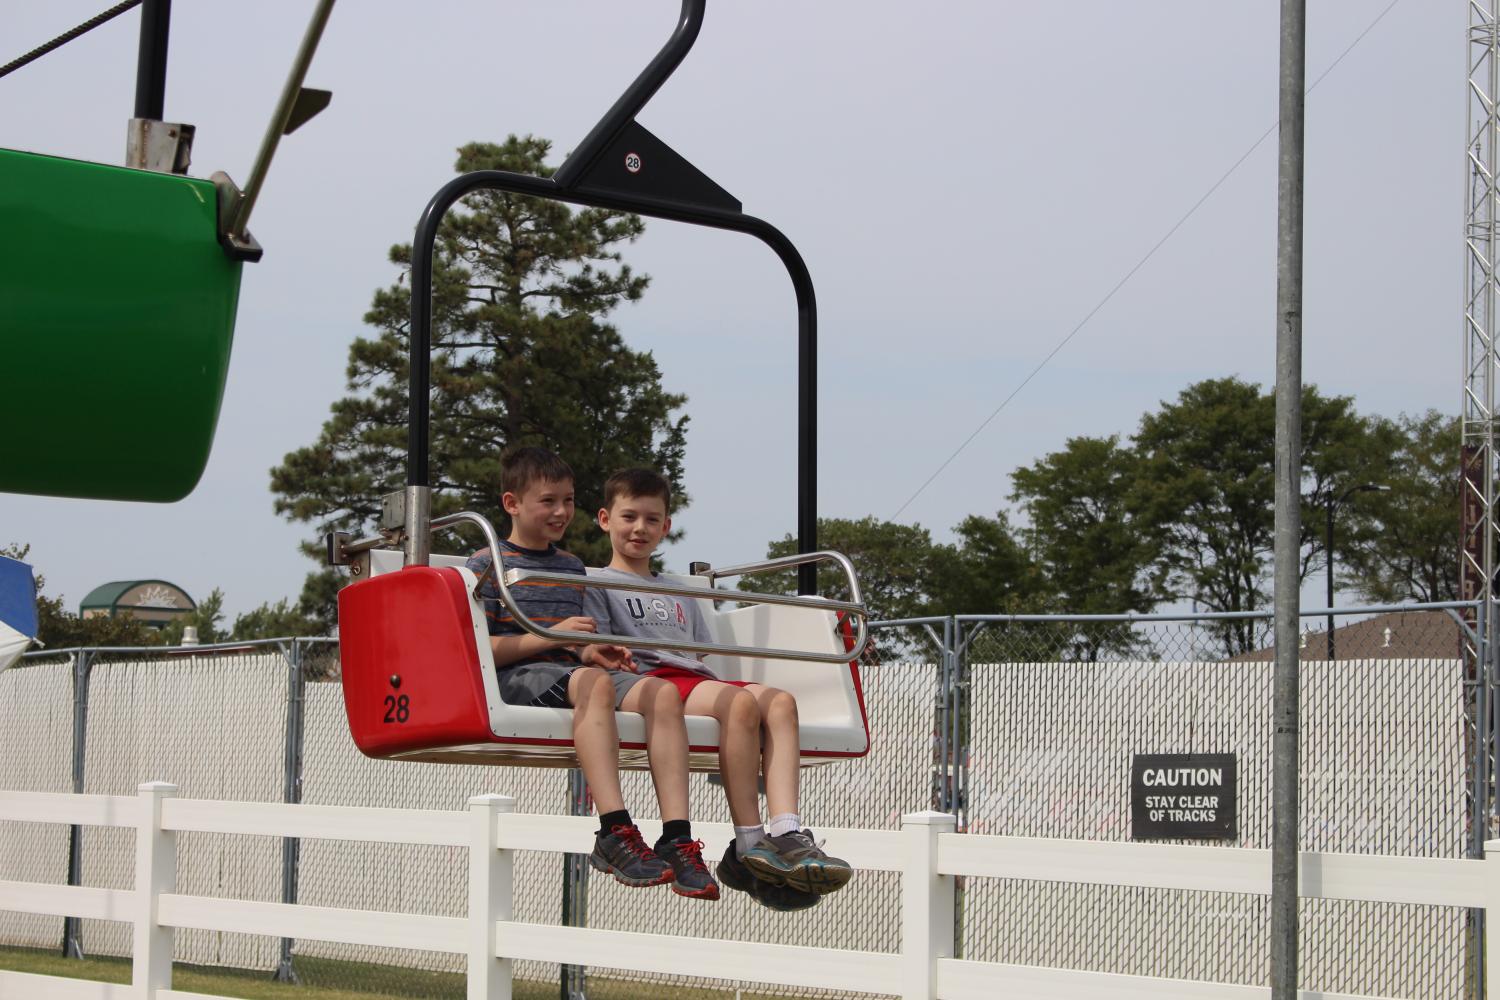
<box><xmin>583</xmin><ymin>566</ymin><xmax>717</xmax><ymax>678</ymax></box>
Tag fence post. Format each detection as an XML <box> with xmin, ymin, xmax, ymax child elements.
<box><xmin>1486</xmin><ymin>837</ymin><xmax>1500</xmax><ymax>1000</ymax></box>
<box><xmin>62</xmin><ymin>649</ymin><xmax>93</xmax><ymax>959</ymax></box>
<box><xmin>1476</xmin><ymin>602</ymin><xmax>1493</xmax><ymax>859</ymax></box>
<box><xmin>950</xmin><ymin>617</ymin><xmax>970</xmax><ymax>963</ymax></box>
<box><xmin>928</xmin><ymin>622</ymin><xmax>951</xmax><ymax>812</ymax></box>
<box><xmin>133</xmin><ymin>781</ymin><xmax>177</xmax><ymax>999</ymax></box>
<box><xmin>945</xmin><ymin>617</ymin><xmax>960</xmax><ymax>816</ymax></box>
<box><xmin>901</xmin><ymin>810</ymin><xmax>955</xmax><ymax>1000</ymax></box>
<box><xmin>275</xmin><ymin>639</ymin><xmax>306</xmax><ymax>983</ymax></box>
<box><xmin>469</xmin><ymin>794</ymin><xmax>515</xmax><ymax>1000</ymax></box>
<box><xmin>560</xmin><ymin>768</ymin><xmax>589</xmax><ymax>1000</ymax></box>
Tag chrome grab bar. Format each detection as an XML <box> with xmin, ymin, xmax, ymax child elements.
<box><xmin>428</xmin><ymin>511</ymin><xmax>869</xmax><ymax>665</ymax></box>
<box><xmin>700</xmin><ymin>550</ymin><xmax>865</xmax><ymax>607</ymax></box>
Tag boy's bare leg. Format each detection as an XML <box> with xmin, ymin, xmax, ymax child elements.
<box><xmin>683</xmin><ymin>682</ymin><xmax>763</xmax><ymax>827</ymax></box>
<box><xmin>569</xmin><ymin>667</ymin><xmax>626</xmax><ymax>814</ymax></box>
<box><xmin>620</xmin><ymin>677</ymin><xmax>690</xmax><ymax>822</ymax></box>
<box><xmin>744</xmin><ymin>684</ymin><xmax>800</xmax><ymax>818</ymax></box>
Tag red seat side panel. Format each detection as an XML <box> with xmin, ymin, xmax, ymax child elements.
<box><xmin>338</xmin><ymin>566</ymin><xmax>495</xmax><ymax>758</ymax></box>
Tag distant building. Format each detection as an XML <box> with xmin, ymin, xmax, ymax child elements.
<box><xmin>1235</xmin><ymin>610</ymin><xmax>1466</xmax><ymax>661</ymax></box>
<box><xmin>79</xmin><ymin>580</ymin><xmax>195</xmax><ymax>630</ymax></box>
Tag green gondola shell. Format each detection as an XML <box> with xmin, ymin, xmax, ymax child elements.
<box><xmin>0</xmin><ymin>148</ymin><xmax>242</xmax><ymax>502</ymax></box>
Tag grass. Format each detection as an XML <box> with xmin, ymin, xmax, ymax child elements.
<box><xmin>0</xmin><ymin>945</ymin><xmax>788</xmax><ymax>999</ymax></box>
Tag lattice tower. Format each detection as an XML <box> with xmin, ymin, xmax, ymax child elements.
<box><xmin>1465</xmin><ymin>4</ymin><xmax>1500</xmax><ymax>611</ymax></box>
<box><xmin>1462</xmin><ymin>19</ymin><xmax>1499</xmax><ymax>991</ymax></box>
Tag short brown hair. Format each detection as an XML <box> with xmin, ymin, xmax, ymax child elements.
<box><xmin>603</xmin><ymin>467</ymin><xmax>672</xmax><ymax>512</ymax></box>
<box><xmin>502</xmin><ymin>447</ymin><xmax>574</xmax><ymax>496</ymax></box>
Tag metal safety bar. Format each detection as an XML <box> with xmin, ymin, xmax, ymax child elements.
<box><xmin>426</xmin><ymin>511</ymin><xmax>869</xmax><ymax>665</ymax></box>
<box><xmin>697</xmin><ymin>551</ymin><xmax>864</xmax><ymax>604</ymax></box>
<box><xmin>217</xmin><ymin>0</ymin><xmax>337</xmax><ymax>260</ymax></box>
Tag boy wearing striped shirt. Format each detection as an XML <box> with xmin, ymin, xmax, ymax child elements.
<box><xmin>466</xmin><ymin>448</ymin><xmax>718</xmax><ymax>899</ymax></box>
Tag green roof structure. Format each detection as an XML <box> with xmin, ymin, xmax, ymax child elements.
<box><xmin>80</xmin><ymin>580</ymin><xmax>196</xmax><ymax>626</ymax></box>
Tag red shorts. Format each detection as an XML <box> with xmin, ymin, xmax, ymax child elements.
<box><xmin>645</xmin><ymin>665</ymin><xmax>753</xmax><ymax>701</ymax></box>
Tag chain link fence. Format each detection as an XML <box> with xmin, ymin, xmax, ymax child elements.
<box><xmin>0</xmin><ymin>603</ymin><xmax>1487</xmax><ymax>998</ymax></box>
<box><xmin>0</xmin><ymin>652</ymin><xmax>73</xmax><ymax>952</ymax></box>
<box><xmin>958</xmin><ymin>607</ymin><xmax>1474</xmax><ymax>999</ymax></box>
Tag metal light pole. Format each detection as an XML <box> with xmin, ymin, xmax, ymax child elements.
<box><xmin>1271</xmin><ymin>1</ymin><xmax>1306</xmax><ymax>994</ymax></box>
<box><xmin>1323</xmin><ymin>483</ymin><xmax>1390</xmax><ymax>660</ymax></box>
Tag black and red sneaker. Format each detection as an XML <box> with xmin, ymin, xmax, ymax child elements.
<box><xmin>655</xmin><ymin>836</ymin><xmax>721</xmax><ymax>900</ymax></box>
<box><xmin>589</xmin><ymin>824</ymin><xmax>673</xmax><ymax>887</ymax></box>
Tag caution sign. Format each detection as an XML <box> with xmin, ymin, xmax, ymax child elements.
<box><xmin>1130</xmin><ymin>753</ymin><xmax>1237</xmax><ymax>841</ymax></box>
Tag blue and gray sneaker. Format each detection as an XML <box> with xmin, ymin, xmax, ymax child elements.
<box><xmin>717</xmin><ymin>841</ymin><xmax>820</xmax><ymax>911</ymax></box>
<box><xmin>741</xmin><ymin>828</ymin><xmax>852</xmax><ymax>895</ymax></box>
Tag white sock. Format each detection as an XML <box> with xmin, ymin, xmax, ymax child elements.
<box><xmin>734</xmin><ymin>824</ymin><xmax>767</xmax><ymax>854</ymax></box>
<box><xmin>768</xmin><ymin>813</ymin><xmax>801</xmax><ymax>838</ymax></box>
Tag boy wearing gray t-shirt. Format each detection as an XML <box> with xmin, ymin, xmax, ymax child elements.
<box><xmin>584</xmin><ymin>565</ymin><xmax>716</xmax><ymax>677</ymax></box>
<box><xmin>586</xmin><ymin>468</ymin><xmax>853</xmax><ymax>907</ymax></box>
<box><xmin>470</xmin><ymin>448</ymin><xmax>717</xmax><ymax>900</ymax></box>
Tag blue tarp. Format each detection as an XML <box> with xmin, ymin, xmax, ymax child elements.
<box><xmin>0</xmin><ymin>555</ymin><xmax>38</xmax><ymax>670</ymax></box>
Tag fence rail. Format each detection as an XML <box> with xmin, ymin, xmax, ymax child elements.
<box><xmin>1</xmin><ymin>603</ymin><xmax>1488</xmax><ymax>997</ymax></box>
<box><xmin>1</xmin><ymin>785</ymin><xmax>1496</xmax><ymax>1000</ymax></box>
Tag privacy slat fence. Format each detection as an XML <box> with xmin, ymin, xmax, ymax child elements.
<box><xmin>0</xmin><ymin>784</ymin><xmax>1494</xmax><ymax>1000</ymax></box>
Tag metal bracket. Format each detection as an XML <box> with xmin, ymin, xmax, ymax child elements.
<box><xmin>284</xmin><ymin>87</ymin><xmax>331</xmax><ymax>135</ymax></box>
<box><xmin>125</xmin><ymin>118</ymin><xmax>194</xmax><ymax>173</ymax></box>
<box><xmin>210</xmin><ymin>171</ymin><xmax>263</xmax><ymax>262</ymax></box>
<box><xmin>324</xmin><ymin>528</ymin><xmax>396</xmax><ymax>580</ymax></box>
<box><xmin>325</xmin><ymin>531</ymin><xmax>353</xmax><ymax>566</ymax></box>
<box><xmin>379</xmin><ymin>490</ymin><xmax>407</xmax><ymax>532</ymax></box>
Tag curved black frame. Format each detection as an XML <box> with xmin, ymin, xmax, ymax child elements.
<box><xmin>407</xmin><ymin>0</ymin><xmax>818</xmax><ymax>594</ymax></box>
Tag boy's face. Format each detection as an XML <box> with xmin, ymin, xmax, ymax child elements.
<box><xmin>502</xmin><ymin>478</ymin><xmax>576</xmax><ymax>545</ymax></box>
<box><xmin>598</xmin><ymin>492</ymin><xmax>671</xmax><ymax>564</ymax></box>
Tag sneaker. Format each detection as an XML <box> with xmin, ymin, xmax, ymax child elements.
<box><xmin>741</xmin><ymin>828</ymin><xmax>852</xmax><ymax>895</ymax></box>
<box><xmin>655</xmin><ymin>837</ymin><xmax>720</xmax><ymax>900</ymax></box>
<box><xmin>717</xmin><ymin>841</ymin><xmax>820</xmax><ymax>912</ymax></box>
<box><xmin>589</xmin><ymin>824</ymin><xmax>673</xmax><ymax>887</ymax></box>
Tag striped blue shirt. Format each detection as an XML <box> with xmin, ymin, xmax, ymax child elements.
<box><xmin>466</xmin><ymin>541</ymin><xmax>586</xmax><ymax>666</ymax></box>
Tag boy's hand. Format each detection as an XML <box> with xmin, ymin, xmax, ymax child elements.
<box><xmin>581</xmin><ymin>644</ymin><xmax>637</xmax><ymax>672</ymax></box>
<box><xmin>554</xmin><ymin>616</ymin><xmax>597</xmax><ymax>635</ymax></box>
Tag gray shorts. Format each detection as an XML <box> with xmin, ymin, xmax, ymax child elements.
<box><xmin>497</xmin><ymin>661</ymin><xmax>643</xmax><ymax>708</ymax></box>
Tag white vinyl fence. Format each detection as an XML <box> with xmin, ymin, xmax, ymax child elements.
<box><xmin>0</xmin><ymin>783</ymin><xmax>1493</xmax><ymax>1000</ymax></box>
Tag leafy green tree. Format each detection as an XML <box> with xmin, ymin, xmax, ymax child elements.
<box><xmin>1130</xmin><ymin>377</ymin><xmax>1274</xmax><ymax>650</ymax></box>
<box><xmin>270</xmin><ymin>136</ymin><xmax>689</xmax><ymax>569</ymax></box>
<box><xmin>230</xmin><ymin>570</ymin><xmax>342</xmax><ymax>640</ymax></box>
<box><xmin>1339</xmin><ymin>411</ymin><xmax>1460</xmax><ymax>603</ymax></box>
<box><xmin>1009</xmin><ymin>435</ymin><xmax>1163</xmax><ymax>615</ymax></box>
<box><xmin>738</xmin><ymin>517</ymin><xmax>942</xmax><ymax>624</ymax></box>
<box><xmin>158</xmin><ymin>588</ymin><xmax>225</xmax><ymax>646</ymax></box>
<box><xmin>293</xmin><ymin>569</ymin><xmax>343</xmax><ymax>634</ymax></box>
<box><xmin>231</xmin><ymin>599</ymin><xmax>319</xmax><ymax>641</ymax></box>
<box><xmin>1130</xmin><ymin>377</ymin><xmax>1393</xmax><ymax>655</ymax></box>
<box><xmin>924</xmin><ymin>512</ymin><xmax>1050</xmax><ymax>616</ymax></box>
<box><xmin>739</xmin><ymin>514</ymin><xmax>1051</xmax><ymax>659</ymax></box>
<box><xmin>1296</xmin><ymin>388</ymin><xmax>1402</xmax><ymax>581</ymax></box>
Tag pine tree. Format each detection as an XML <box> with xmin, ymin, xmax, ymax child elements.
<box><xmin>271</xmin><ymin>137</ymin><xmax>689</xmax><ymax>566</ymax></box>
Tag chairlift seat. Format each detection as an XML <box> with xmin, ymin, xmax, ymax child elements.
<box><xmin>338</xmin><ymin>552</ymin><xmax>870</xmax><ymax>769</ymax></box>
<box><xmin>0</xmin><ymin>148</ymin><xmax>242</xmax><ymax>501</ymax></box>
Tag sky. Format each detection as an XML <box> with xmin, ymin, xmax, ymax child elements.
<box><xmin>0</xmin><ymin>0</ymin><xmax>1465</xmax><ymax>621</ymax></box>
